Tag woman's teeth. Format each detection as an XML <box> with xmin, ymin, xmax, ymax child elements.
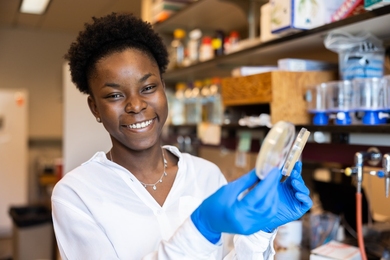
<box><xmin>128</xmin><ymin>119</ymin><xmax>153</xmax><ymax>129</ymax></box>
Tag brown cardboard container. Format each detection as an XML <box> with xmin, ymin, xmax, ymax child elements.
<box><xmin>221</xmin><ymin>71</ymin><xmax>337</xmax><ymax>125</ymax></box>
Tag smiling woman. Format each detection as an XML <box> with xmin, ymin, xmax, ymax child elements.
<box><xmin>51</xmin><ymin>12</ymin><xmax>312</xmax><ymax>260</ymax></box>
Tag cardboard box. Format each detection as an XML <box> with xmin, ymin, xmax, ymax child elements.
<box><xmin>231</xmin><ymin>66</ymin><xmax>278</xmax><ymax>77</ymax></box>
<box><xmin>151</xmin><ymin>0</ymin><xmax>190</xmax><ymax>23</ymax></box>
<box><xmin>310</xmin><ymin>240</ymin><xmax>362</xmax><ymax>260</ymax></box>
<box><xmin>260</xmin><ymin>3</ymin><xmax>279</xmax><ymax>42</ymax></box>
<box><xmin>278</xmin><ymin>59</ymin><xmax>338</xmax><ymax>71</ymax></box>
<box><xmin>270</xmin><ymin>0</ymin><xmax>344</xmax><ymax>34</ymax></box>
<box><xmin>332</xmin><ymin>0</ymin><xmax>366</xmax><ymax>22</ymax></box>
<box><xmin>220</xmin><ymin>71</ymin><xmax>337</xmax><ymax>124</ymax></box>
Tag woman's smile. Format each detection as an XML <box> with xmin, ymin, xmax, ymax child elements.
<box><xmin>124</xmin><ymin>118</ymin><xmax>154</xmax><ymax>129</ymax></box>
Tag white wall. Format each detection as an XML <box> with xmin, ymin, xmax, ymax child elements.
<box><xmin>0</xmin><ymin>27</ymin><xmax>75</xmax><ymax>139</ymax></box>
<box><xmin>63</xmin><ymin>64</ymin><xmax>111</xmax><ymax>174</ymax></box>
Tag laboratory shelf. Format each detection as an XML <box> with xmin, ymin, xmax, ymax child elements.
<box><xmin>167</xmin><ymin>123</ymin><xmax>390</xmax><ymax>134</ymax></box>
<box><xmin>157</xmin><ymin>3</ymin><xmax>390</xmax><ymax>83</ymax></box>
<box><xmin>153</xmin><ymin>0</ymin><xmax>266</xmax><ymax>35</ymax></box>
<box><xmin>297</xmin><ymin>124</ymin><xmax>390</xmax><ymax>134</ymax></box>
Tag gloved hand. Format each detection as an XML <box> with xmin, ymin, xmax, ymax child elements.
<box><xmin>191</xmin><ymin>167</ymin><xmax>281</xmax><ymax>244</ymax></box>
<box><xmin>262</xmin><ymin>161</ymin><xmax>313</xmax><ymax>232</ymax></box>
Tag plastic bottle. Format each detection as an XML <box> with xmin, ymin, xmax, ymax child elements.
<box><xmin>187</xmin><ymin>29</ymin><xmax>202</xmax><ymax>65</ymax></box>
<box><xmin>224</xmin><ymin>37</ymin><xmax>231</xmax><ymax>55</ymax></box>
<box><xmin>171</xmin><ymin>29</ymin><xmax>186</xmax><ymax>69</ymax></box>
<box><xmin>199</xmin><ymin>36</ymin><xmax>214</xmax><ymax>62</ymax></box>
<box><xmin>229</xmin><ymin>31</ymin><xmax>240</xmax><ymax>46</ymax></box>
<box><xmin>226</xmin><ymin>31</ymin><xmax>240</xmax><ymax>54</ymax></box>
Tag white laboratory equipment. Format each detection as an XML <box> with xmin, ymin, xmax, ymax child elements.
<box><xmin>353</xmin><ymin>77</ymin><xmax>390</xmax><ymax>125</ymax></box>
<box><xmin>306</xmin><ymin>83</ymin><xmax>330</xmax><ymax>125</ymax></box>
<box><xmin>307</xmin><ymin>80</ymin><xmax>358</xmax><ymax>125</ymax></box>
<box><xmin>327</xmin><ymin>80</ymin><xmax>357</xmax><ymax>125</ymax></box>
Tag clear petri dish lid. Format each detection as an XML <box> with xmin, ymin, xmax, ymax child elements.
<box><xmin>282</xmin><ymin>128</ymin><xmax>311</xmax><ymax>178</ymax></box>
<box><xmin>255</xmin><ymin>121</ymin><xmax>295</xmax><ymax>180</ymax></box>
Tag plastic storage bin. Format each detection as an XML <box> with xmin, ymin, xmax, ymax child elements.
<box><xmin>9</xmin><ymin>205</ymin><xmax>53</xmax><ymax>260</ymax></box>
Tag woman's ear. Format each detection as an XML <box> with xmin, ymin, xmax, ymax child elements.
<box><xmin>87</xmin><ymin>95</ymin><xmax>100</xmax><ymax>120</ymax></box>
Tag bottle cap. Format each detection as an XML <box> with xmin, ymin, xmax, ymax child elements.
<box><xmin>174</xmin><ymin>29</ymin><xmax>186</xmax><ymax>39</ymax></box>
<box><xmin>202</xmin><ymin>36</ymin><xmax>212</xmax><ymax>44</ymax></box>
<box><xmin>189</xmin><ymin>29</ymin><xmax>202</xmax><ymax>39</ymax></box>
<box><xmin>230</xmin><ymin>31</ymin><xmax>239</xmax><ymax>38</ymax></box>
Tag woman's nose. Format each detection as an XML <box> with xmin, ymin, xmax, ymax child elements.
<box><xmin>124</xmin><ymin>96</ymin><xmax>147</xmax><ymax>113</ymax></box>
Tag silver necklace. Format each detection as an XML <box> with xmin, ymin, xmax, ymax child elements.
<box><xmin>109</xmin><ymin>148</ymin><xmax>167</xmax><ymax>191</ymax></box>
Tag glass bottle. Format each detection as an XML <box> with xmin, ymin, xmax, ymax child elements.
<box><xmin>170</xmin><ymin>82</ymin><xmax>186</xmax><ymax>125</ymax></box>
<box><xmin>209</xmin><ymin>77</ymin><xmax>224</xmax><ymax>124</ymax></box>
<box><xmin>185</xmin><ymin>81</ymin><xmax>203</xmax><ymax>124</ymax></box>
<box><xmin>170</xmin><ymin>29</ymin><xmax>186</xmax><ymax>69</ymax></box>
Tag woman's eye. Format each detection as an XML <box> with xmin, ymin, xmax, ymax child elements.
<box><xmin>142</xmin><ymin>85</ymin><xmax>156</xmax><ymax>93</ymax></box>
<box><xmin>107</xmin><ymin>93</ymin><xmax>122</xmax><ymax>99</ymax></box>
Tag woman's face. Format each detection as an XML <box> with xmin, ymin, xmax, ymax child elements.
<box><xmin>87</xmin><ymin>48</ymin><xmax>168</xmax><ymax>151</ymax></box>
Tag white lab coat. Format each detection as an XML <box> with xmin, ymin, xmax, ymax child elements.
<box><xmin>52</xmin><ymin>145</ymin><xmax>276</xmax><ymax>259</ymax></box>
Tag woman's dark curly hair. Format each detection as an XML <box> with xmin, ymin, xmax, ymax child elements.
<box><xmin>65</xmin><ymin>13</ymin><xmax>169</xmax><ymax>95</ymax></box>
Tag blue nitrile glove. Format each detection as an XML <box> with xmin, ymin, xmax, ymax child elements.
<box><xmin>191</xmin><ymin>167</ymin><xmax>281</xmax><ymax>244</ymax></box>
<box><xmin>262</xmin><ymin>161</ymin><xmax>313</xmax><ymax>233</ymax></box>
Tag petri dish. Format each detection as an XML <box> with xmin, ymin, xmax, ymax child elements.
<box><xmin>281</xmin><ymin>128</ymin><xmax>311</xmax><ymax>178</ymax></box>
<box><xmin>255</xmin><ymin>121</ymin><xmax>295</xmax><ymax>179</ymax></box>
